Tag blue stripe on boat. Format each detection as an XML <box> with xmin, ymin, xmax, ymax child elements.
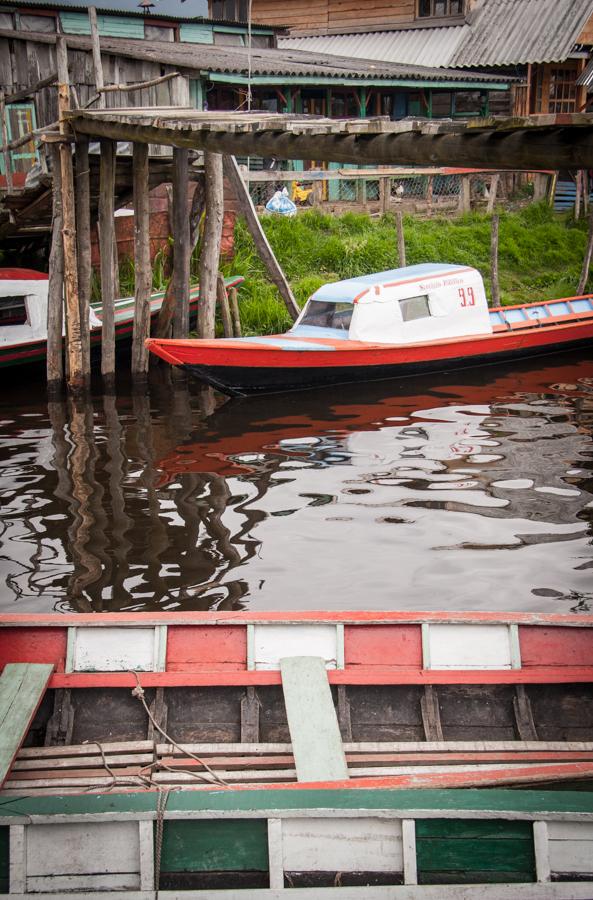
<box><xmin>236</xmin><ymin>337</ymin><xmax>335</xmax><ymax>351</ymax></box>
<box><xmin>572</xmin><ymin>298</ymin><xmax>593</xmax><ymax>312</ymax></box>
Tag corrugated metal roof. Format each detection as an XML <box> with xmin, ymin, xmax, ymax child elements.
<box><xmin>451</xmin><ymin>0</ymin><xmax>593</xmax><ymax>67</ymax></box>
<box><xmin>577</xmin><ymin>56</ymin><xmax>593</xmax><ymax>85</ymax></box>
<box><xmin>280</xmin><ymin>25</ymin><xmax>468</xmax><ymax>69</ymax></box>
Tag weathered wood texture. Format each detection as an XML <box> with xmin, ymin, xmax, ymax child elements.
<box><xmin>198</xmin><ymin>151</ymin><xmax>224</xmax><ymax>339</ymax></box>
<box><xmin>490</xmin><ymin>213</ymin><xmax>500</xmax><ymax>306</ymax></box>
<box><xmin>98</xmin><ymin>138</ymin><xmax>116</xmax><ymax>384</ymax></box>
<box><xmin>74</xmin><ymin>136</ymin><xmax>91</xmax><ymax>383</ymax></box>
<box><xmin>224</xmin><ymin>154</ymin><xmax>299</xmax><ymax>320</ymax></box>
<box><xmin>161</xmin><ymin>819</ymin><xmax>268</xmax><ymax>875</ymax></box>
<box><xmin>281</xmin><ymin>818</ymin><xmax>403</xmax><ymax>873</ymax></box>
<box><xmin>46</xmin><ymin>143</ymin><xmax>64</xmax><ymax>393</ymax></box>
<box><xmin>0</xmin><ymin>92</ymin><xmax>13</xmax><ymax>193</ymax></box>
<box><xmin>217</xmin><ymin>273</ymin><xmax>233</xmax><ymax>338</ymax></box>
<box><xmin>0</xmin><ymin>663</ymin><xmax>53</xmax><ymax>788</ymax></box>
<box><xmin>172</xmin><ymin>147</ymin><xmax>191</xmax><ymax>340</ymax></box>
<box><xmin>280</xmin><ymin>656</ymin><xmax>349</xmax><ymax>782</ymax></box>
<box><xmin>252</xmin><ymin>0</ymin><xmax>415</xmax><ymax>33</ymax></box>
<box><xmin>131</xmin><ymin>141</ymin><xmax>151</xmax><ymax>377</ymax></box>
<box><xmin>577</xmin><ymin>212</ymin><xmax>593</xmax><ymax>295</ymax></box>
<box><xmin>88</xmin><ymin>7</ymin><xmax>105</xmax><ymax>109</ymax></box>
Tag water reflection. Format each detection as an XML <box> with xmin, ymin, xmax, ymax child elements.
<box><xmin>0</xmin><ymin>355</ymin><xmax>591</xmax><ymax>613</ymax></box>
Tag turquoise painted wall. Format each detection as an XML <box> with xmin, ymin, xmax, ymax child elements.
<box><xmin>59</xmin><ymin>11</ymin><xmax>144</xmax><ymax>38</ymax></box>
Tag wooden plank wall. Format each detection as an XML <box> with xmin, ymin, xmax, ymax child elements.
<box><xmin>578</xmin><ymin>12</ymin><xmax>593</xmax><ymax>44</ymax></box>
<box><xmin>252</xmin><ymin>0</ymin><xmax>416</xmax><ymax>33</ymax></box>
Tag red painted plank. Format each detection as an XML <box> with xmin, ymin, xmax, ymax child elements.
<box><xmin>46</xmin><ymin>665</ymin><xmax>593</xmax><ymax>689</ymax></box>
<box><xmin>0</xmin><ymin>628</ymin><xmax>67</xmax><ymax>672</ymax></box>
<box><xmin>2</xmin><ymin>610</ymin><xmax>592</xmax><ymax>626</ymax></box>
<box><xmin>167</xmin><ymin>626</ymin><xmax>247</xmax><ymax>671</ymax></box>
<box><xmin>345</xmin><ymin>625</ymin><xmax>422</xmax><ymax>667</ymax></box>
<box><xmin>519</xmin><ymin>626</ymin><xmax>593</xmax><ymax>667</ymax></box>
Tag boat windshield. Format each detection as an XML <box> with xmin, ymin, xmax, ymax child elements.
<box><xmin>299</xmin><ymin>300</ymin><xmax>353</xmax><ymax>331</ymax></box>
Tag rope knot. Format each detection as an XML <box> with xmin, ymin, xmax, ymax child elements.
<box><xmin>131</xmin><ymin>683</ymin><xmax>145</xmax><ymax>699</ymax></box>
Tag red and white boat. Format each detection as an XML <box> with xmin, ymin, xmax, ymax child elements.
<box><xmin>1</xmin><ymin>609</ymin><xmax>593</xmax><ymax>796</ymax></box>
<box><xmin>146</xmin><ymin>264</ymin><xmax>593</xmax><ymax>395</ymax></box>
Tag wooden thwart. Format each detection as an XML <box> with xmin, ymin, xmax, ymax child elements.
<box><xmin>0</xmin><ymin>663</ymin><xmax>53</xmax><ymax>788</ymax></box>
<box><xmin>280</xmin><ymin>656</ymin><xmax>348</xmax><ymax>783</ymax></box>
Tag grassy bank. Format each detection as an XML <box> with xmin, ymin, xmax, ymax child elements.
<box><xmin>220</xmin><ymin>204</ymin><xmax>591</xmax><ymax>335</ymax></box>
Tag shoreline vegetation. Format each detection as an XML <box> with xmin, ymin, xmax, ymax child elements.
<box><xmin>115</xmin><ymin>203</ymin><xmax>591</xmax><ymax>337</ymax></box>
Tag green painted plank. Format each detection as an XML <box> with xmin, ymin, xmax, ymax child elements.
<box><xmin>0</xmin><ymin>827</ymin><xmax>7</xmax><ymax>894</ymax></box>
<box><xmin>0</xmin><ymin>663</ymin><xmax>53</xmax><ymax>788</ymax></box>
<box><xmin>417</xmin><ymin>819</ymin><xmax>535</xmax><ymax>880</ymax></box>
<box><xmin>2</xmin><ymin>790</ymin><xmax>593</xmax><ymax>820</ymax></box>
<box><xmin>280</xmin><ymin>656</ymin><xmax>348</xmax><ymax>783</ymax></box>
<box><xmin>161</xmin><ymin>819</ymin><xmax>268</xmax><ymax>873</ymax></box>
<box><xmin>180</xmin><ymin>23</ymin><xmax>214</xmax><ymax>43</ymax></box>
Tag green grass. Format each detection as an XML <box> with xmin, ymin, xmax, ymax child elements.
<box><xmin>219</xmin><ymin>204</ymin><xmax>591</xmax><ymax>335</ymax></box>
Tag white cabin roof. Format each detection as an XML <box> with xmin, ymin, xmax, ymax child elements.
<box><xmin>311</xmin><ymin>264</ymin><xmax>475</xmax><ymax>304</ymax></box>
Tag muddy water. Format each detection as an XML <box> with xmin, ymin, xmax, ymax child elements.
<box><xmin>0</xmin><ymin>353</ymin><xmax>592</xmax><ymax>614</ymax></box>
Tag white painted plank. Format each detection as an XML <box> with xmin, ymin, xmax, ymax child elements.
<box><xmin>267</xmin><ymin>818</ymin><xmax>283</xmax><ymax>889</ymax></box>
<box><xmin>548</xmin><ymin>821</ymin><xmax>593</xmax><ymax>873</ymax></box>
<box><xmin>138</xmin><ymin>820</ymin><xmax>154</xmax><ymax>891</ymax></box>
<box><xmin>26</xmin><ymin>822</ymin><xmax>141</xmax><ymax>887</ymax></box>
<box><xmin>533</xmin><ymin>821</ymin><xmax>550</xmax><ymax>883</ymax></box>
<box><xmin>9</xmin><ymin>824</ymin><xmax>26</xmax><ymax>893</ymax></box>
<box><xmin>254</xmin><ymin>625</ymin><xmax>337</xmax><ymax>671</ymax></box>
<box><xmin>71</xmin><ymin>627</ymin><xmax>157</xmax><ymax>672</ymax></box>
<box><xmin>402</xmin><ymin>819</ymin><xmax>417</xmax><ymax>885</ymax></box>
<box><xmin>280</xmin><ymin>656</ymin><xmax>348</xmax><ymax>783</ymax></box>
<box><xmin>281</xmin><ymin>818</ymin><xmax>402</xmax><ymax>873</ymax></box>
<box><xmin>425</xmin><ymin>624</ymin><xmax>513</xmax><ymax>670</ymax></box>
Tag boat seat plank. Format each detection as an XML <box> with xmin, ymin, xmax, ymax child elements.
<box><xmin>280</xmin><ymin>656</ymin><xmax>348</xmax><ymax>783</ymax></box>
<box><xmin>0</xmin><ymin>663</ymin><xmax>53</xmax><ymax>788</ymax></box>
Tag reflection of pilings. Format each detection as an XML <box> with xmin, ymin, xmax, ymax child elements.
<box><xmin>102</xmin><ymin>394</ymin><xmax>133</xmax><ymax>603</ymax></box>
<box><xmin>65</xmin><ymin>398</ymin><xmax>109</xmax><ymax>609</ymax></box>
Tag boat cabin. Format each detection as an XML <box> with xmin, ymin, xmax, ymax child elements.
<box><xmin>0</xmin><ymin>269</ymin><xmax>51</xmax><ymax>348</ymax></box>
<box><xmin>291</xmin><ymin>264</ymin><xmax>492</xmax><ymax>344</ymax></box>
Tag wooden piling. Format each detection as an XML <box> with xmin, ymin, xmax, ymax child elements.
<box><xmin>75</xmin><ymin>136</ymin><xmax>91</xmax><ymax>383</ymax></box>
<box><xmin>487</xmin><ymin>173</ymin><xmax>499</xmax><ymax>214</ymax></box>
<box><xmin>216</xmin><ymin>273</ymin><xmax>233</xmax><ymax>337</ymax></box>
<box><xmin>47</xmin><ymin>143</ymin><xmax>64</xmax><ymax>396</ymax></box>
<box><xmin>459</xmin><ymin>174</ymin><xmax>471</xmax><ymax>213</ymax></box>
<box><xmin>490</xmin><ymin>213</ymin><xmax>500</xmax><ymax>307</ymax></box>
<box><xmin>56</xmin><ymin>35</ymin><xmax>85</xmax><ymax>395</ymax></box>
<box><xmin>0</xmin><ymin>92</ymin><xmax>13</xmax><ymax>195</ymax></box>
<box><xmin>98</xmin><ymin>138</ymin><xmax>116</xmax><ymax>388</ymax></box>
<box><xmin>131</xmin><ymin>141</ymin><xmax>151</xmax><ymax>378</ymax></box>
<box><xmin>223</xmin><ymin>154</ymin><xmax>300</xmax><ymax>321</ymax></box>
<box><xmin>172</xmin><ymin>147</ymin><xmax>191</xmax><ymax>339</ymax></box>
<box><xmin>577</xmin><ymin>212</ymin><xmax>593</xmax><ymax>295</ymax></box>
<box><xmin>395</xmin><ymin>208</ymin><xmax>406</xmax><ymax>268</ymax></box>
<box><xmin>228</xmin><ymin>285</ymin><xmax>242</xmax><ymax>337</ymax></box>
<box><xmin>88</xmin><ymin>7</ymin><xmax>105</xmax><ymax>110</ymax></box>
<box><xmin>199</xmin><ymin>152</ymin><xmax>224</xmax><ymax>339</ymax></box>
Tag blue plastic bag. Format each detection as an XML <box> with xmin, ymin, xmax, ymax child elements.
<box><xmin>265</xmin><ymin>188</ymin><xmax>297</xmax><ymax>217</ymax></box>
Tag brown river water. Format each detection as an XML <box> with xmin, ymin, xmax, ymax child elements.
<box><xmin>1</xmin><ymin>352</ymin><xmax>592</xmax><ymax>615</ymax></box>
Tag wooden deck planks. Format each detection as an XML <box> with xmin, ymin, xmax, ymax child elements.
<box><xmin>280</xmin><ymin>656</ymin><xmax>348</xmax><ymax>783</ymax></box>
<box><xmin>0</xmin><ymin>663</ymin><xmax>53</xmax><ymax>788</ymax></box>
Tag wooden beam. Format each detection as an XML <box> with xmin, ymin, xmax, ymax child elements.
<box><xmin>0</xmin><ymin>663</ymin><xmax>53</xmax><ymax>788</ymax></box>
<box><xmin>88</xmin><ymin>7</ymin><xmax>105</xmax><ymax>110</ymax></box>
<box><xmin>56</xmin><ymin>35</ymin><xmax>85</xmax><ymax>395</ymax></box>
<box><xmin>217</xmin><ymin>272</ymin><xmax>233</xmax><ymax>337</ymax></box>
<box><xmin>172</xmin><ymin>147</ymin><xmax>191</xmax><ymax>340</ymax></box>
<box><xmin>280</xmin><ymin>656</ymin><xmax>349</xmax><ymax>783</ymax></box>
<box><xmin>224</xmin><ymin>154</ymin><xmax>299</xmax><ymax>321</ymax></box>
<box><xmin>578</xmin><ymin>211</ymin><xmax>593</xmax><ymax>295</ymax></box>
<box><xmin>98</xmin><ymin>138</ymin><xmax>116</xmax><ymax>386</ymax></box>
<box><xmin>75</xmin><ymin>136</ymin><xmax>91</xmax><ymax>386</ymax></box>
<box><xmin>0</xmin><ymin>92</ymin><xmax>14</xmax><ymax>194</ymax></box>
<box><xmin>490</xmin><ymin>212</ymin><xmax>500</xmax><ymax>307</ymax></box>
<box><xmin>198</xmin><ymin>151</ymin><xmax>224</xmax><ymax>339</ymax></box>
<box><xmin>46</xmin><ymin>144</ymin><xmax>64</xmax><ymax>396</ymax></box>
<box><xmin>395</xmin><ymin>208</ymin><xmax>406</xmax><ymax>267</ymax></box>
<box><xmin>131</xmin><ymin>142</ymin><xmax>151</xmax><ymax>378</ymax></box>
<box><xmin>5</xmin><ymin>71</ymin><xmax>58</xmax><ymax>105</ymax></box>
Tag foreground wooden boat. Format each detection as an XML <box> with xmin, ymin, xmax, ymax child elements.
<box><xmin>0</xmin><ymin>268</ymin><xmax>244</xmax><ymax>369</ymax></box>
<box><xmin>1</xmin><ymin>610</ymin><xmax>593</xmax><ymax>794</ymax></box>
<box><xmin>1</xmin><ymin>611</ymin><xmax>593</xmax><ymax>895</ymax></box>
<box><xmin>146</xmin><ymin>264</ymin><xmax>593</xmax><ymax>395</ymax></box>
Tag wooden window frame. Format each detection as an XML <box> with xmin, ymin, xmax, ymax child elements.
<box><xmin>416</xmin><ymin>0</ymin><xmax>465</xmax><ymax>19</ymax></box>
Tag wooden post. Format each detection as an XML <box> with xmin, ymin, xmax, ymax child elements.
<box><xmin>75</xmin><ymin>136</ymin><xmax>91</xmax><ymax>383</ymax></box>
<box><xmin>487</xmin><ymin>173</ymin><xmax>499</xmax><ymax>214</ymax></box>
<box><xmin>98</xmin><ymin>138</ymin><xmax>116</xmax><ymax>387</ymax></box>
<box><xmin>575</xmin><ymin>170</ymin><xmax>583</xmax><ymax>220</ymax></box>
<box><xmin>577</xmin><ymin>212</ymin><xmax>593</xmax><ymax>295</ymax></box>
<box><xmin>490</xmin><ymin>213</ymin><xmax>500</xmax><ymax>307</ymax></box>
<box><xmin>88</xmin><ymin>7</ymin><xmax>105</xmax><ymax>109</ymax></box>
<box><xmin>172</xmin><ymin>147</ymin><xmax>191</xmax><ymax>339</ymax></box>
<box><xmin>223</xmin><ymin>154</ymin><xmax>300</xmax><ymax>320</ymax></box>
<box><xmin>198</xmin><ymin>151</ymin><xmax>224</xmax><ymax>339</ymax></box>
<box><xmin>426</xmin><ymin>175</ymin><xmax>433</xmax><ymax>214</ymax></box>
<box><xmin>47</xmin><ymin>144</ymin><xmax>64</xmax><ymax>395</ymax></box>
<box><xmin>379</xmin><ymin>177</ymin><xmax>389</xmax><ymax>215</ymax></box>
<box><xmin>228</xmin><ymin>285</ymin><xmax>242</xmax><ymax>337</ymax></box>
<box><xmin>532</xmin><ymin>172</ymin><xmax>547</xmax><ymax>203</ymax></box>
<box><xmin>0</xmin><ymin>92</ymin><xmax>13</xmax><ymax>194</ymax></box>
<box><xmin>216</xmin><ymin>273</ymin><xmax>233</xmax><ymax>337</ymax></box>
<box><xmin>395</xmin><ymin>208</ymin><xmax>406</xmax><ymax>268</ymax></box>
<box><xmin>584</xmin><ymin>170</ymin><xmax>590</xmax><ymax>216</ymax></box>
<box><xmin>131</xmin><ymin>141</ymin><xmax>151</xmax><ymax>377</ymax></box>
<box><xmin>56</xmin><ymin>35</ymin><xmax>85</xmax><ymax>394</ymax></box>
<box><xmin>459</xmin><ymin>174</ymin><xmax>471</xmax><ymax>213</ymax></box>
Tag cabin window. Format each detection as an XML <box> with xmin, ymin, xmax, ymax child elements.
<box><xmin>399</xmin><ymin>294</ymin><xmax>431</xmax><ymax>322</ymax></box>
<box><xmin>0</xmin><ymin>295</ymin><xmax>28</xmax><ymax>326</ymax></box>
<box><xmin>417</xmin><ymin>0</ymin><xmax>464</xmax><ymax>17</ymax></box>
<box><xmin>211</xmin><ymin>0</ymin><xmax>248</xmax><ymax>21</ymax></box>
<box><xmin>300</xmin><ymin>300</ymin><xmax>353</xmax><ymax>331</ymax></box>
